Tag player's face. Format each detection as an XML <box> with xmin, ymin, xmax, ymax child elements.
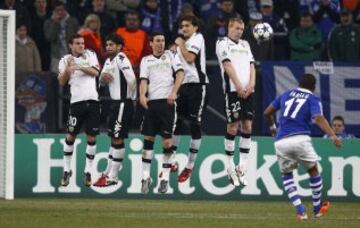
<box><xmin>105</xmin><ymin>40</ymin><xmax>121</xmax><ymax>56</ymax></box>
<box><xmin>228</xmin><ymin>21</ymin><xmax>244</xmax><ymax>40</ymax></box>
<box><xmin>70</xmin><ymin>38</ymin><xmax>85</xmax><ymax>55</ymax></box>
<box><xmin>332</xmin><ymin>120</ymin><xmax>345</xmax><ymax>134</ymax></box>
<box><xmin>181</xmin><ymin>21</ymin><xmax>197</xmax><ymax>38</ymax></box>
<box><xmin>150</xmin><ymin>35</ymin><xmax>165</xmax><ymax>54</ymax></box>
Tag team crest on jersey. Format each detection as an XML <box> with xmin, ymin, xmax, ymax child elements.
<box><xmin>118</xmin><ymin>55</ymin><xmax>125</xmax><ymax>62</ymax></box>
<box><xmin>222</xmin><ymin>51</ymin><xmax>227</xmax><ymax>57</ymax></box>
<box><xmin>161</xmin><ymin>55</ymin><xmax>166</xmax><ymax>60</ymax></box>
<box><xmin>68</xmin><ymin>126</ymin><xmax>74</xmax><ymax>133</ymax></box>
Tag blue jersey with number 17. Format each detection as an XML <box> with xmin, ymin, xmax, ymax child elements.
<box><xmin>271</xmin><ymin>88</ymin><xmax>323</xmax><ymax>141</ymax></box>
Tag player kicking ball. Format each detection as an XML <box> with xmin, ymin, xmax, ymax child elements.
<box><xmin>93</xmin><ymin>34</ymin><xmax>137</xmax><ymax>187</ymax></box>
<box><xmin>139</xmin><ymin>32</ymin><xmax>184</xmax><ymax>194</ymax></box>
<box><xmin>264</xmin><ymin>73</ymin><xmax>342</xmax><ymax>221</ymax></box>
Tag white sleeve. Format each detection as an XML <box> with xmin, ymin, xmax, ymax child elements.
<box><xmin>117</xmin><ymin>54</ymin><xmax>137</xmax><ymax>99</ymax></box>
<box><xmin>88</xmin><ymin>51</ymin><xmax>100</xmax><ymax>71</ymax></box>
<box><xmin>246</xmin><ymin>42</ymin><xmax>255</xmax><ymax>63</ymax></box>
<box><xmin>58</xmin><ymin>56</ymin><xmax>66</xmax><ymax>75</ymax></box>
<box><xmin>216</xmin><ymin>39</ymin><xmax>230</xmax><ymax>63</ymax></box>
<box><xmin>139</xmin><ymin>57</ymin><xmax>148</xmax><ymax>81</ymax></box>
<box><xmin>169</xmin><ymin>51</ymin><xmax>184</xmax><ymax>73</ymax></box>
<box><xmin>186</xmin><ymin>33</ymin><xmax>203</xmax><ymax>55</ymax></box>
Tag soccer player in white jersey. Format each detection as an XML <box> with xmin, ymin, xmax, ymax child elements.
<box><xmin>58</xmin><ymin>34</ymin><xmax>100</xmax><ymax>187</ymax></box>
<box><xmin>93</xmin><ymin>34</ymin><xmax>137</xmax><ymax>187</ymax></box>
<box><xmin>264</xmin><ymin>74</ymin><xmax>342</xmax><ymax>221</ymax></box>
<box><xmin>215</xmin><ymin>17</ymin><xmax>256</xmax><ymax>186</ymax></box>
<box><xmin>172</xmin><ymin>15</ymin><xmax>209</xmax><ymax>183</ymax></box>
<box><xmin>139</xmin><ymin>32</ymin><xmax>185</xmax><ymax>194</ymax></box>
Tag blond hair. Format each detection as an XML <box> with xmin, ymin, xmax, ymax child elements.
<box><xmin>84</xmin><ymin>14</ymin><xmax>101</xmax><ymax>34</ymax></box>
<box><xmin>228</xmin><ymin>17</ymin><xmax>244</xmax><ymax>28</ymax></box>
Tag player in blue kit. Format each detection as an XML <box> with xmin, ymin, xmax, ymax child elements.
<box><xmin>263</xmin><ymin>73</ymin><xmax>342</xmax><ymax>222</ymax></box>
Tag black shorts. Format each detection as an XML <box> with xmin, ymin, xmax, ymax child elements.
<box><xmin>225</xmin><ymin>92</ymin><xmax>254</xmax><ymax>123</ymax></box>
<box><xmin>141</xmin><ymin>99</ymin><xmax>176</xmax><ymax>139</ymax></box>
<box><xmin>177</xmin><ymin>83</ymin><xmax>208</xmax><ymax>124</ymax></box>
<box><xmin>67</xmin><ymin>100</ymin><xmax>100</xmax><ymax>136</ymax></box>
<box><xmin>107</xmin><ymin>99</ymin><xmax>134</xmax><ymax>139</ymax></box>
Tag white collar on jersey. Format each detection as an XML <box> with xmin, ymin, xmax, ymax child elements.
<box><xmin>297</xmin><ymin>87</ymin><xmax>313</xmax><ymax>94</ymax></box>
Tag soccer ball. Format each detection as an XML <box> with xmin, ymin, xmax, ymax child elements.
<box><xmin>252</xmin><ymin>23</ymin><xmax>273</xmax><ymax>42</ymax></box>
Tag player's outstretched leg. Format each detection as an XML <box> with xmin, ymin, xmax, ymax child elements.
<box><xmin>282</xmin><ymin>173</ymin><xmax>308</xmax><ymax>222</ymax></box>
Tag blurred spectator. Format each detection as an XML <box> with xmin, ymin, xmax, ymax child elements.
<box><xmin>233</xmin><ymin>0</ymin><xmax>250</xmax><ymax>23</ymax></box>
<box><xmin>205</xmin><ymin>0</ymin><xmax>240</xmax><ymax>59</ymax></box>
<box><xmin>64</xmin><ymin>0</ymin><xmax>89</xmax><ymax>22</ymax></box>
<box><xmin>16</xmin><ymin>23</ymin><xmax>42</xmax><ymax>73</ymax></box>
<box><xmin>191</xmin><ymin>0</ymin><xmax>220</xmax><ymax>22</ymax></box>
<box><xmin>170</xmin><ymin>3</ymin><xmax>197</xmax><ymax>40</ymax></box>
<box><xmin>0</xmin><ymin>0</ymin><xmax>30</xmax><ymax>26</ymax></box>
<box><xmin>272</xmin><ymin>0</ymin><xmax>299</xmax><ymax>32</ymax></box>
<box><xmin>44</xmin><ymin>2</ymin><xmax>79</xmax><ymax>73</ymax></box>
<box><xmin>260</xmin><ymin>0</ymin><xmax>289</xmax><ymax>60</ymax></box>
<box><xmin>139</xmin><ymin>0</ymin><xmax>165</xmax><ymax>34</ymax></box>
<box><xmin>87</xmin><ymin>0</ymin><xmax>116</xmax><ymax>38</ymax></box>
<box><xmin>289</xmin><ymin>12</ymin><xmax>322</xmax><ymax>61</ymax></box>
<box><xmin>299</xmin><ymin>0</ymin><xmax>340</xmax><ymax>40</ymax></box>
<box><xmin>242</xmin><ymin>11</ymin><xmax>274</xmax><ymax>60</ymax></box>
<box><xmin>114</xmin><ymin>11</ymin><xmax>151</xmax><ymax>76</ymax></box>
<box><xmin>323</xmin><ymin>115</ymin><xmax>356</xmax><ymax>139</ymax></box>
<box><xmin>78</xmin><ymin>14</ymin><xmax>105</xmax><ymax>63</ymax></box>
<box><xmin>30</xmin><ymin>0</ymin><xmax>51</xmax><ymax>71</ymax></box>
<box><xmin>106</xmin><ymin>0</ymin><xmax>140</xmax><ymax>26</ymax></box>
<box><xmin>328</xmin><ymin>8</ymin><xmax>360</xmax><ymax>61</ymax></box>
<box><xmin>159</xmin><ymin>0</ymin><xmax>187</xmax><ymax>41</ymax></box>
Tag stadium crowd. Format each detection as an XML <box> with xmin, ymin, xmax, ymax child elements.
<box><xmin>10</xmin><ymin>0</ymin><xmax>360</xmax><ymax>73</ymax></box>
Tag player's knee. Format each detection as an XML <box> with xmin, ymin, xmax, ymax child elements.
<box><xmin>162</xmin><ymin>138</ymin><xmax>172</xmax><ymax>149</ymax></box>
<box><xmin>112</xmin><ymin>138</ymin><xmax>124</xmax><ymax>146</ymax></box>
<box><xmin>86</xmin><ymin>135</ymin><xmax>96</xmax><ymax>144</ymax></box>
<box><xmin>241</xmin><ymin>121</ymin><xmax>252</xmax><ymax>134</ymax></box>
<box><xmin>66</xmin><ymin>134</ymin><xmax>76</xmax><ymax>144</ymax></box>
<box><xmin>307</xmin><ymin>164</ymin><xmax>319</xmax><ymax>176</ymax></box>
<box><xmin>190</xmin><ymin>122</ymin><xmax>201</xmax><ymax>139</ymax></box>
<box><xmin>227</xmin><ymin>123</ymin><xmax>239</xmax><ymax>135</ymax></box>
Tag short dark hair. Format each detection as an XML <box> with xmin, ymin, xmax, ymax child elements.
<box><xmin>179</xmin><ymin>14</ymin><xmax>200</xmax><ymax>27</ymax></box>
<box><xmin>149</xmin><ymin>32</ymin><xmax>165</xmax><ymax>41</ymax></box>
<box><xmin>106</xmin><ymin>34</ymin><xmax>124</xmax><ymax>45</ymax></box>
<box><xmin>125</xmin><ymin>10</ymin><xmax>140</xmax><ymax>19</ymax></box>
<box><xmin>333</xmin><ymin>116</ymin><xmax>345</xmax><ymax>124</ymax></box>
<box><xmin>299</xmin><ymin>73</ymin><xmax>316</xmax><ymax>91</ymax></box>
<box><xmin>300</xmin><ymin>12</ymin><xmax>313</xmax><ymax>19</ymax></box>
<box><xmin>53</xmin><ymin>2</ymin><xmax>66</xmax><ymax>10</ymax></box>
<box><xmin>221</xmin><ymin>0</ymin><xmax>234</xmax><ymax>3</ymax></box>
<box><xmin>68</xmin><ymin>34</ymin><xmax>84</xmax><ymax>44</ymax></box>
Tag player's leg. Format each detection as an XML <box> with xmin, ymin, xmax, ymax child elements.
<box><xmin>178</xmin><ymin>85</ymin><xmax>207</xmax><ymax>182</ymax></box>
<box><xmin>224</xmin><ymin>92</ymin><xmax>241</xmax><ymax>186</ymax></box>
<box><xmin>61</xmin><ymin>103</ymin><xmax>84</xmax><ymax>186</ymax></box>
<box><xmin>104</xmin><ymin>137</ymin><xmax>125</xmax><ymax>185</ymax></box>
<box><xmin>237</xmin><ymin>95</ymin><xmax>254</xmax><ymax>186</ymax></box>
<box><xmin>299</xmin><ymin>138</ymin><xmax>329</xmax><ymax>218</ymax></box>
<box><xmin>275</xmin><ymin>138</ymin><xmax>307</xmax><ymax>221</ymax></box>
<box><xmin>141</xmin><ymin>136</ymin><xmax>155</xmax><ymax>194</ymax></box>
<box><xmin>61</xmin><ymin>133</ymin><xmax>76</xmax><ymax>186</ymax></box>
<box><xmin>158</xmin><ymin>102</ymin><xmax>176</xmax><ymax>193</ymax></box>
<box><xmin>83</xmin><ymin>101</ymin><xmax>100</xmax><ymax>187</ymax></box>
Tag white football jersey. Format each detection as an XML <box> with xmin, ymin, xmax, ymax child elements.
<box><xmin>101</xmin><ymin>52</ymin><xmax>137</xmax><ymax>100</ymax></box>
<box><xmin>216</xmin><ymin>37</ymin><xmax>255</xmax><ymax>93</ymax></box>
<box><xmin>177</xmin><ymin>32</ymin><xmax>208</xmax><ymax>84</ymax></box>
<box><xmin>140</xmin><ymin>50</ymin><xmax>184</xmax><ymax>101</ymax></box>
<box><xmin>58</xmin><ymin>49</ymin><xmax>100</xmax><ymax>103</ymax></box>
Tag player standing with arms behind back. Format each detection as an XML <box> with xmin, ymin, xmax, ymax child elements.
<box><xmin>216</xmin><ymin>17</ymin><xmax>256</xmax><ymax>186</ymax></box>
<box><xmin>172</xmin><ymin>15</ymin><xmax>209</xmax><ymax>183</ymax></box>
<box><xmin>264</xmin><ymin>73</ymin><xmax>342</xmax><ymax>222</ymax></box>
<box><xmin>139</xmin><ymin>32</ymin><xmax>184</xmax><ymax>194</ymax></box>
<box><xmin>93</xmin><ymin>34</ymin><xmax>137</xmax><ymax>187</ymax></box>
<box><xmin>58</xmin><ymin>34</ymin><xmax>101</xmax><ymax>187</ymax></box>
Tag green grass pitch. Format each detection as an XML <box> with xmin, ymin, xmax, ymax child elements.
<box><xmin>1</xmin><ymin>199</ymin><xmax>359</xmax><ymax>228</ymax></box>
